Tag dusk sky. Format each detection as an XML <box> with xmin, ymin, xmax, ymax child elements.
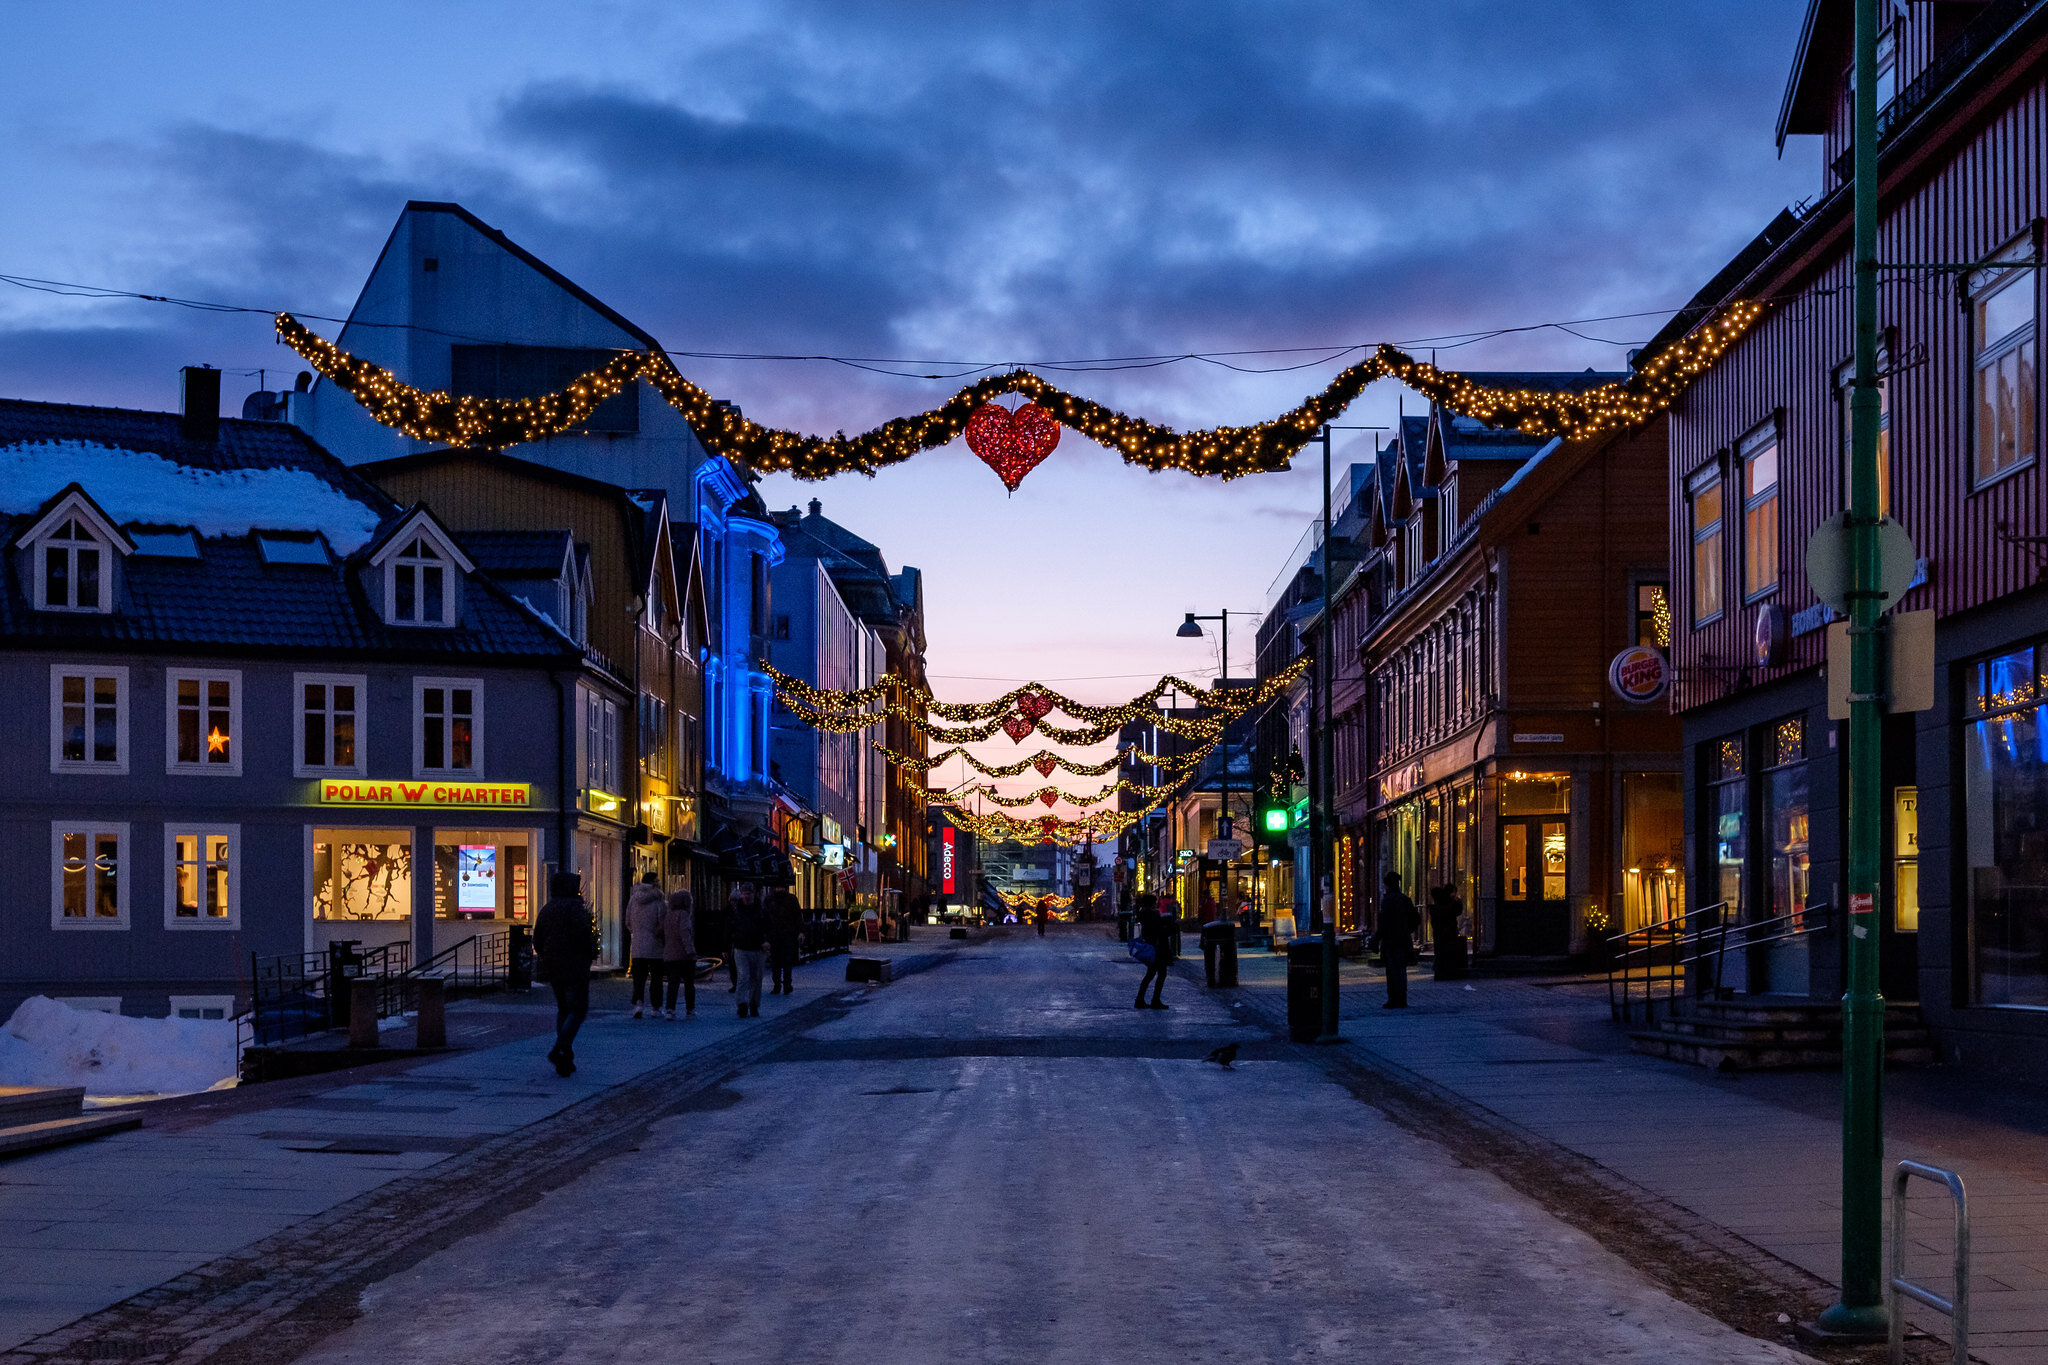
<box><xmin>0</xmin><ymin>2</ymin><xmax>1816</xmax><ymax>712</ymax></box>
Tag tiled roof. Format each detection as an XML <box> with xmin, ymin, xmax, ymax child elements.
<box><xmin>458</xmin><ymin>529</ymin><xmax>573</xmax><ymax>578</ymax></box>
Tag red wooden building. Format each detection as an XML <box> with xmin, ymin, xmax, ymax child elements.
<box><xmin>1665</xmin><ymin>0</ymin><xmax>2048</xmax><ymax>1073</ymax></box>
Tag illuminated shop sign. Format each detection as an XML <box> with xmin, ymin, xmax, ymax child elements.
<box><xmin>941</xmin><ymin>825</ymin><xmax>957</xmax><ymax>894</ymax></box>
<box><xmin>318</xmin><ymin>780</ymin><xmax>532</xmax><ymax>808</ymax></box>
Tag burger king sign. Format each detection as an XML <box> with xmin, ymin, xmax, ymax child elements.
<box><xmin>1607</xmin><ymin>645</ymin><xmax>1670</xmax><ymax>705</ymax></box>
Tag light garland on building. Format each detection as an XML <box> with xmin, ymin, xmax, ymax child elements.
<box><xmin>276</xmin><ymin>303</ymin><xmax>1761</xmax><ymax>482</ymax></box>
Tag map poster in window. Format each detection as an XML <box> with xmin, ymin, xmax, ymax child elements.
<box><xmin>457</xmin><ymin>844</ymin><xmax>497</xmax><ymax>915</ymax></box>
<box><xmin>512</xmin><ymin>856</ymin><xmax>529</xmax><ymax>920</ymax></box>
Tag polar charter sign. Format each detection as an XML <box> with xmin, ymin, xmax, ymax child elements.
<box><xmin>317</xmin><ymin>780</ymin><xmax>533</xmax><ymax>808</ymax></box>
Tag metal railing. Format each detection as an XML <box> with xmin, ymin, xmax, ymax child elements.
<box><xmin>407</xmin><ymin>932</ymin><xmax>511</xmax><ymax>991</ymax></box>
<box><xmin>1891</xmin><ymin>1160</ymin><xmax>1970</xmax><ymax>1365</ymax></box>
<box><xmin>251</xmin><ymin>935</ymin><xmax>518</xmax><ymax>1048</ymax></box>
<box><xmin>1607</xmin><ymin>901</ymin><xmax>1833</xmax><ymax>1023</ymax></box>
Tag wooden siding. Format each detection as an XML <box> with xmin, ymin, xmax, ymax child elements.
<box><xmin>1670</xmin><ymin>72</ymin><xmax>2048</xmax><ymax>713</ymax></box>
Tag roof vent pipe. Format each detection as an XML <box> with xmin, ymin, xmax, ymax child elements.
<box><xmin>180</xmin><ymin>365</ymin><xmax>221</xmax><ymax>442</ymax></box>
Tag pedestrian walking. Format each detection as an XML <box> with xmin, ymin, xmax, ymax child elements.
<box><xmin>533</xmin><ymin>871</ymin><xmax>598</xmax><ymax>1076</ymax></box>
<box><xmin>1428</xmin><ymin>885</ymin><xmax>1468</xmax><ymax>980</ymax></box>
<box><xmin>765</xmin><ymin>882</ymin><xmax>803</xmax><ymax>995</ymax></box>
<box><xmin>625</xmin><ymin>872</ymin><xmax>666</xmax><ymax>1019</ymax></box>
<box><xmin>661</xmin><ymin>886</ymin><xmax>697</xmax><ymax>1019</ymax></box>
<box><xmin>1133</xmin><ymin>892</ymin><xmax>1175</xmax><ymax>1010</ymax></box>
<box><xmin>1371</xmin><ymin>873</ymin><xmax>1421</xmax><ymax>1009</ymax></box>
<box><xmin>729</xmin><ymin>883</ymin><xmax>768</xmax><ymax>1017</ymax></box>
<box><xmin>697</xmin><ymin>889</ymin><xmax>735</xmax><ymax>994</ymax></box>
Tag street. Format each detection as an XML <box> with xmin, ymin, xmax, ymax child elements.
<box><xmin>289</xmin><ymin>932</ymin><xmax>1809</xmax><ymax>1365</ymax></box>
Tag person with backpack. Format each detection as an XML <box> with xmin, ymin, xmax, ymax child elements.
<box><xmin>661</xmin><ymin>887</ymin><xmax>697</xmax><ymax>1019</ymax></box>
<box><xmin>533</xmin><ymin>871</ymin><xmax>599</xmax><ymax>1076</ymax></box>
<box><xmin>1131</xmin><ymin>892</ymin><xmax>1174</xmax><ymax>1009</ymax></box>
<box><xmin>624</xmin><ymin>872</ymin><xmax>666</xmax><ymax>1019</ymax></box>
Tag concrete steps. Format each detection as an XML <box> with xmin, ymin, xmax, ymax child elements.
<box><xmin>0</xmin><ymin>1086</ymin><xmax>140</xmax><ymax>1158</ymax></box>
<box><xmin>1629</xmin><ymin>998</ymin><xmax>1936</xmax><ymax>1071</ymax></box>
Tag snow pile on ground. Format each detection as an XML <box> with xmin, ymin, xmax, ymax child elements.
<box><xmin>0</xmin><ymin>997</ymin><xmax>237</xmax><ymax>1098</ymax></box>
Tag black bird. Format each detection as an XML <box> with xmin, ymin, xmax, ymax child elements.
<box><xmin>1204</xmin><ymin>1043</ymin><xmax>1240</xmax><ymax>1069</ymax></box>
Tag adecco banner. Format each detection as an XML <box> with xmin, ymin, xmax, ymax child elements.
<box><xmin>941</xmin><ymin>825</ymin><xmax>957</xmax><ymax>895</ymax></box>
<box><xmin>318</xmin><ymin>780</ymin><xmax>533</xmax><ymax>808</ymax></box>
<box><xmin>1607</xmin><ymin>645</ymin><xmax>1671</xmax><ymax>705</ymax></box>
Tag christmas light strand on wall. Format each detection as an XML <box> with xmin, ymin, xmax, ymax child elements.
<box><xmin>277</xmin><ymin>302</ymin><xmax>1762</xmax><ymax>484</ymax></box>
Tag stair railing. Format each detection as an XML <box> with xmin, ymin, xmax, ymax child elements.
<box><xmin>1607</xmin><ymin>902</ymin><xmax>1729</xmax><ymax>1023</ymax></box>
<box><xmin>1702</xmin><ymin>901</ymin><xmax>1832</xmax><ymax>1000</ymax></box>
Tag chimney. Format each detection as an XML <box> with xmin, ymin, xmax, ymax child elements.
<box><xmin>180</xmin><ymin>366</ymin><xmax>221</xmax><ymax>442</ymax></box>
<box><xmin>807</xmin><ymin>499</ymin><xmax>822</xmax><ymax>517</ymax></box>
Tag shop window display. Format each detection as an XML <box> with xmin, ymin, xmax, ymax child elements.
<box><xmin>1966</xmin><ymin>642</ymin><xmax>2048</xmax><ymax>1007</ymax></box>
<box><xmin>313</xmin><ymin>830</ymin><xmax>413</xmax><ymax>921</ymax></box>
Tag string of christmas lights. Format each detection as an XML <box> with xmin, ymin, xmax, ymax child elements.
<box><xmin>936</xmin><ymin>800</ymin><xmax>1158</xmax><ymax>846</ymax></box>
<box><xmin>875</xmin><ymin>742</ymin><xmax>1209</xmax><ymax>778</ymax></box>
<box><xmin>997</xmin><ymin>890</ymin><xmax>1076</xmax><ymax>909</ymax></box>
<box><xmin>957</xmin><ymin>776</ymin><xmax>1179</xmax><ymax>809</ymax></box>
<box><xmin>277</xmin><ymin>302</ymin><xmax>1762</xmax><ymax>481</ymax></box>
<box><xmin>777</xmin><ymin>658</ymin><xmax>1306</xmax><ymax>727</ymax></box>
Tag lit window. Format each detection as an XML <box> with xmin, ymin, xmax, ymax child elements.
<box><xmin>1741</xmin><ymin>429</ymin><xmax>1780</xmax><ymax>601</ymax></box>
<box><xmin>1835</xmin><ymin>355</ymin><xmax>1893</xmax><ymax>518</ymax></box>
<box><xmin>1973</xmin><ymin>246</ymin><xmax>2038</xmax><ymax>486</ymax></box>
<box><xmin>415</xmin><ymin>678</ymin><xmax>480</xmax><ymax>776</ymax></box>
<box><xmin>297</xmin><ymin>674</ymin><xmax>365</xmax><ymax>775</ymax></box>
<box><xmin>50</xmin><ymin>666</ymin><xmax>127</xmax><ymax>773</ymax></box>
<box><xmin>1635</xmin><ymin>583</ymin><xmax>1672</xmax><ymax>648</ymax></box>
<box><xmin>166</xmin><ymin>826</ymin><xmax>237</xmax><ymax>928</ymax></box>
<box><xmin>1688</xmin><ymin>467</ymin><xmax>1724</xmax><ymax>626</ymax></box>
<box><xmin>37</xmin><ymin>517</ymin><xmax>111</xmax><ymax>613</ymax></box>
<box><xmin>389</xmin><ymin>535</ymin><xmax>454</xmax><ymax>626</ymax></box>
<box><xmin>51</xmin><ymin>823</ymin><xmax>127</xmax><ymax>929</ymax></box>
<box><xmin>168</xmin><ymin>670</ymin><xmax>240</xmax><ymax>775</ymax></box>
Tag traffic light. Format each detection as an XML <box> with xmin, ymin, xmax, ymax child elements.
<box><xmin>1255</xmin><ymin>787</ymin><xmax>1290</xmax><ymax>848</ymax></box>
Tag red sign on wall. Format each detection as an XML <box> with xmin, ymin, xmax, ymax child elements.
<box><xmin>941</xmin><ymin>826</ymin><xmax>957</xmax><ymax>895</ymax></box>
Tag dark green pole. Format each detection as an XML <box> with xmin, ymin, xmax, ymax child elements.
<box><xmin>1318</xmin><ymin>426</ymin><xmax>1340</xmax><ymax>1039</ymax></box>
<box><xmin>1816</xmin><ymin>0</ymin><xmax>1887</xmax><ymax>1337</ymax></box>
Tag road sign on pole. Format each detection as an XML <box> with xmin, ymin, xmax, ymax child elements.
<box><xmin>1806</xmin><ymin>511</ymin><xmax>1917</xmax><ymax>615</ymax></box>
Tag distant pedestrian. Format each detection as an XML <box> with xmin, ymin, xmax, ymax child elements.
<box><xmin>1372</xmin><ymin>873</ymin><xmax>1421</xmax><ymax>1009</ymax></box>
<box><xmin>1160</xmin><ymin>893</ymin><xmax>1184</xmax><ymax>961</ymax></box>
<box><xmin>533</xmin><ymin>871</ymin><xmax>598</xmax><ymax>1076</ymax></box>
<box><xmin>1429</xmin><ymin>885</ymin><xmax>1468</xmax><ymax>981</ymax></box>
<box><xmin>661</xmin><ymin>887</ymin><xmax>697</xmax><ymax>1019</ymax></box>
<box><xmin>625</xmin><ymin>873</ymin><xmax>666</xmax><ymax>1019</ymax></box>
<box><xmin>730</xmin><ymin>883</ymin><xmax>768</xmax><ymax>1017</ymax></box>
<box><xmin>1133</xmin><ymin>892</ymin><xmax>1175</xmax><ymax>1010</ymax></box>
<box><xmin>1036</xmin><ymin>905</ymin><xmax>1047</xmax><ymax>937</ymax></box>
<box><xmin>765</xmin><ymin>883</ymin><xmax>803</xmax><ymax>995</ymax></box>
<box><xmin>697</xmin><ymin>890</ymin><xmax>735</xmax><ymax>994</ymax></box>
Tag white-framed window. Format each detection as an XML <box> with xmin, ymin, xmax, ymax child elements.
<box><xmin>165</xmin><ymin>824</ymin><xmax>238</xmax><ymax>929</ymax></box>
<box><xmin>1972</xmin><ymin>238</ymin><xmax>2039</xmax><ymax>487</ymax></box>
<box><xmin>36</xmin><ymin>517</ymin><xmax>113</xmax><ymax>613</ymax></box>
<box><xmin>296</xmin><ymin>673</ymin><xmax>366</xmax><ymax>776</ymax></box>
<box><xmin>169</xmin><ymin>994</ymin><xmax>234</xmax><ymax>1020</ymax></box>
<box><xmin>51</xmin><ymin>822</ymin><xmax>128</xmax><ymax>929</ymax></box>
<box><xmin>1687</xmin><ymin>464</ymin><xmax>1725</xmax><ymax>626</ymax></box>
<box><xmin>580</xmin><ymin>683</ymin><xmax>621</xmax><ymax>792</ymax></box>
<box><xmin>50</xmin><ymin>665</ymin><xmax>128</xmax><ymax>773</ymax></box>
<box><xmin>1740</xmin><ymin>425</ymin><xmax>1780</xmax><ymax>602</ymax></box>
<box><xmin>414</xmin><ymin>677</ymin><xmax>480</xmax><ymax>776</ymax></box>
<box><xmin>167</xmin><ymin>669</ymin><xmax>241</xmax><ymax>775</ymax></box>
<box><xmin>388</xmin><ymin>534</ymin><xmax>455</xmax><ymax>627</ymax></box>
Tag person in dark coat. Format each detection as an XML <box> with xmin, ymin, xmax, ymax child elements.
<box><xmin>1371</xmin><ymin>873</ymin><xmax>1421</xmax><ymax>1009</ymax></box>
<box><xmin>764</xmin><ymin>884</ymin><xmax>804</xmax><ymax>995</ymax></box>
<box><xmin>728</xmin><ymin>883</ymin><xmax>768</xmax><ymax>1017</ymax></box>
<box><xmin>696</xmin><ymin>891</ymin><xmax>735</xmax><ymax>994</ymax></box>
<box><xmin>533</xmin><ymin>871</ymin><xmax>599</xmax><ymax>1076</ymax></box>
<box><xmin>1132</xmin><ymin>892</ymin><xmax>1175</xmax><ymax>1009</ymax></box>
<box><xmin>1428</xmin><ymin>885</ymin><xmax>1468</xmax><ymax>980</ymax></box>
<box><xmin>661</xmin><ymin>888</ymin><xmax>697</xmax><ymax>1019</ymax></box>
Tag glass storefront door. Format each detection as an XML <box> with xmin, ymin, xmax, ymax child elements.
<box><xmin>1498</xmin><ymin>774</ymin><xmax>1570</xmax><ymax>955</ymax></box>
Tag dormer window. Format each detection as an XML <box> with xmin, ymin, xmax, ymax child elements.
<box><xmin>40</xmin><ymin>518</ymin><xmax>110</xmax><ymax>613</ymax></box>
<box><xmin>394</xmin><ymin>536</ymin><xmax>449</xmax><ymax>625</ymax></box>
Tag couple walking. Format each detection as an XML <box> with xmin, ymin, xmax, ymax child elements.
<box><xmin>624</xmin><ymin>873</ymin><xmax>699</xmax><ymax>1020</ymax></box>
<box><xmin>693</xmin><ymin>882</ymin><xmax>806</xmax><ymax>1019</ymax></box>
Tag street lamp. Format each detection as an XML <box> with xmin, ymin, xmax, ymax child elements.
<box><xmin>1176</xmin><ymin>609</ymin><xmax>1257</xmax><ymax>924</ymax></box>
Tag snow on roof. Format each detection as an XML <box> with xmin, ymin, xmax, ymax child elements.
<box><xmin>0</xmin><ymin>440</ymin><xmax>385</xmax><ymax>552</ymax></box>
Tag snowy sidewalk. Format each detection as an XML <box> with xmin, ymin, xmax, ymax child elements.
<box><xmin>1221</xmin><ymin>952</ymin><xmax>2048</xmax><ymax>1364</ymax></box>
<box><xmin>0</xmin><ymin>947</ymin><xmax>913</xmax><ymax>1352</ymax></box>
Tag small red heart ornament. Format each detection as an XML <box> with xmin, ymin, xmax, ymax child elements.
<box><xmin>1038</xmin><ymin>791</ymin><xmax>1059</xmax><ymax>808</ymax></box>
<box><xmin>1001</xmin><ymin>714</ymin><xmax>1035</xmax><ymax>744</ymax></box>
<box><xmin>1032</xmin><ymin>755</ymin><xmax>1058</xmax><ymax>778</ymax></box>
<box><xmin>1038</xmin><ymin>816</ymin><xmax>1060</xmax><ymax>841</ymax></box>
<box><xmin>1015</xmin><ymin>691</ymin><xmax>1055</xmax><ymax>722</ymax></box>
<box><xmin>965</xmin><ymin>401</ymin><xmax>1061</xmax><ymax>492</ymax></box>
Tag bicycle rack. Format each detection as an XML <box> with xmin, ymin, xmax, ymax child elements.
<box><xmin>1890</xmin><ymin>1159</ymin><xmax>1969</xmax><ymax>1365</ymax></box>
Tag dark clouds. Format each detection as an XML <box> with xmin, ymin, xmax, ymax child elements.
<box><xmin>2</xmin><ymin>0</ymin><xmax>1815</xmax><ymax>425</ymax></box>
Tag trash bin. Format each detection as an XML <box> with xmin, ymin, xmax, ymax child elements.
<box><xmin>508</xmin><ymin>925</ymin><xmax>533</xmax><ymax>990</ymax></box>
<box><xmin>1201</xmin><ymin>920</ymin><xmax>1239</xmax><ymax>988</ymax></box>
<box><xmin>1286</xmin><ymin>940</ymin><xmax>1324</xmax><ymax>1042</ymax></box>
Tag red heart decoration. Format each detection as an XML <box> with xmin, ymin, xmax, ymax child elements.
<box><xmin>1015</xmin><ymin>691</ymin><xmax>1055</xmax><ymax>721</ymax></box>
<box><xmin>1001</xmin><ymin>714</ymin><xmax>1035</xmax><ymax>744</ymax></box>
<box><xmin>1038</xmin><ymin>791</ymin><xmax>1059</xmax><ymax>808</ymax></box>
<box><xmin>1038</xmin><ymin>816</ymin><xmax>1060</xmax><ymax>842</ymax></box>
<box><xmin>1032</xmin><ymin>755</ymin><xmax>1058</xmax><ymax>778</ymax></box>
<box><xmin>965</xmin><ymin>401</ymin><xmax>1062</xmax><ymax>492</ymax></box>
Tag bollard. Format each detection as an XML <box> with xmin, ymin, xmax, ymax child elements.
<box><xmin>348</xmin><ymin>978</ymin><xmax>381</xmax><ymax>1048</ymax></box>
<box><xmin>414</xmin><ymin>976</ymin><xmax>447</xmax><ymax>1048</ymax></box>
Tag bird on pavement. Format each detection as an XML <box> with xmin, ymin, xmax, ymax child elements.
<box><xmin>1204</xmin><ymin>1043</ymin><xmax>1240</xmax><ymax>1069</ymax></box>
